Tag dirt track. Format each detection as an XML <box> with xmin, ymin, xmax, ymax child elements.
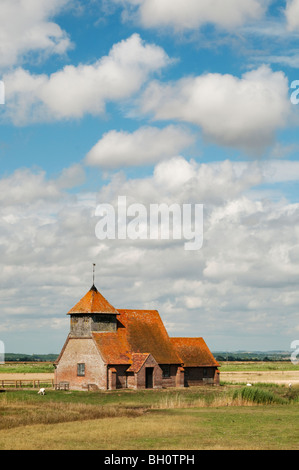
<box><xmin>221</xmin><ymin>370</ymin><xmax>299</xmax><ymax>385</ymax></box>
<box><xmin>0</xmin><ymin>373</ymin><xmax>54</xmax><ymax>381</ymax></box>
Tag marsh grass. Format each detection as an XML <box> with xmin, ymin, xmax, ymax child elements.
<box><xmin>232</xmin><ymin>386</ymin><xmax>287</xmax><ymax>405</ymax></box>
<box><xmin>155</xmin><ymin>384</ymin><xmax>299</xmax><ymax>409</ymax></box>
<box><xmin>0</xmin><ymin>396</ymin><xmax>143</xmax><ymax>430</ymax></box>
<box><xmin>155</xmin><ymin>390</ymin><xmax>233</xmax><ymax>408</ymax></box>
<box><xmin>1</xmin><ymin>383</ymin><xmax>299</xmax><ymax>433</ymax></box>
<box><xmin>1</xmin><ymin>366</ymin><xmax>299</xmax><ymax>450</ymax></box>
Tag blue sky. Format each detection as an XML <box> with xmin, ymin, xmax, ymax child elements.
<box><xmin>1</xmin><ymin>0</ymin><xmax>299</xmax><ymax>355</ymax></box>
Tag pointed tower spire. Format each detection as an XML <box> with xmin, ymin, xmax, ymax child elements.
<box><xmin>68</xmin><ymin>284</ymin><xmax>119</xmax><ymax>315</ymax></box>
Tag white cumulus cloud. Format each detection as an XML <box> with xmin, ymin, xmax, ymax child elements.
<box><xmin>140</xmin><ymin>65</ymin><xmax>291</xmax><ymax>154</ymax></box>
<box><xmin>112</xmin><ymin>0</ymin><xmax>269</xmax><ymax>31</ymax></box>
<box><xmin>1</xmin><ymin>157</ymin><xmax>299</xmax><ymax>350</ymax></box>
<box><xmin>285</xmin><ymin>0</ymin><xmax>299</xmax><ymax>30</ymax></box>
<box><xmin>0</xmin><ymin>0</ymin><xmax>72</xmax><ymax>69</ymax></box>
<box><xmin>2</xmin><ymin>34</ymin><xmax>171</xmax><ymax>125</ymax></box>
<box><xmin>85</xmin><ymin>125</ymin><xmax>195</xmax><ymax>168</ymax></box>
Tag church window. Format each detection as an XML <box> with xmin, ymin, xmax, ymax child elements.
<box><xmin>77</xmin><ymin>363</ymin><xmax>85</xmax><ymax>376</ymax></box>
<box><xmin>161</xmin><ymin>365</ymin><xmax>170</xmax><ymax>378</ymax></box>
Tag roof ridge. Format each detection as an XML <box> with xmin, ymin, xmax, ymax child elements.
<box><xmin>117</xmin><ymin>308</ymin><xmax>158</xmax><ymax>313</ymax></box>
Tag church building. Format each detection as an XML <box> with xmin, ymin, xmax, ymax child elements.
<box><xmin>54</xmin><ymin>284</ymin><xmax>220</xmax><ymax>390</ymax></box>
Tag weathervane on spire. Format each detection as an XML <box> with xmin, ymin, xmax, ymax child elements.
<box><xmin>93</xmin><ymin>263</ymin><xmax>96</xmax><ymax>286</ymax></box>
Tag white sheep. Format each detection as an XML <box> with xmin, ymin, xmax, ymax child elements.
<box><xmin>246</xmin><ymin>383</ymin><xmax>252</xmax><ymax>387</ymax></box>
<box><xmin>38</xmin><ymin>387</ymin><xmax>46</xmax><ymax>395</ymax></box>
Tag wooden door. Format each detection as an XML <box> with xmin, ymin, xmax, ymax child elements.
<box><xmin>145</xmin><ymin>367</ymin><xmax>153</xmax><ymax>388</ymax></box>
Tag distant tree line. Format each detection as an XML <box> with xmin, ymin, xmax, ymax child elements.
<box><xmin>5</xmin><ymin>353</ymin><xmax>58</xmax><ymax>362</ymax></box>
<box><xmin>5</xmin><ymin>351</ymin><xmax>290</xmax><ymax>363</ymax></box>
<box><xmin>214</xmin><ymin>351</ymin><xmax>290</xmax><ymax>362</ymax></box>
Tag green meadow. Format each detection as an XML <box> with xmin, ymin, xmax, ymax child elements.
<box><xmin>0</xmin><ymin>383</ymin><xmax>299</xmax><ymax>450</ymax></box>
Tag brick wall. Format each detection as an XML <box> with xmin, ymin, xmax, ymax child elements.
<box><xmin>112</xmin><ymin>365</ymin><xmax>130</xmax><ymax>389</ymax></box>
<box><xmin>135</xmin><ymin>355</ymin><xmax>163</xmax><ymax>389</ymax></box>
<box><xmin>176</xmin><ymin>366</ymin><xmax>185</xmax><ymax>387</ymax></box>
<box><xmin>126</xmin><ymin>371</ymin><xmax>135</xmax><ymax>389</ymax></box>
<box><xmin>161</xmin><ymin>364</ymin><xmax>180</xmax><ymax>388</ymax></box>
<box><xmin>55</xmin><ymin>337</ymin><xmax>107</xmax><ymax>390</ymax></box>
<box><xmin>70</xmin><ymin>314</ymin><xmax>117</xmax><ymax>337</ymax></box>
<box><xmin>184</xmin><ymin>366</ymin><xmax>219</xmax><ymax>386</ymax></box>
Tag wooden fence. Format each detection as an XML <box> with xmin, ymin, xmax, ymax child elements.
<box><xmin>0</xmin><ymin>379</ymin><xmax>54</xmax><ymax>389</ymax></box>
<box><xmin>0</xmin><ymin>379</ymin><xmax>70</xmax><ymax>390</ymax></box>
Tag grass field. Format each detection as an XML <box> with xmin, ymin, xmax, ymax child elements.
<box><xmin>219</xmin><ymin>361</ymin><xmax>299</xmax><ymax>385</ymax></box>
<box><xmin>0</xmin><ymin>363</ymin><xmax>54</xmax><ymax>374</ymax></box>
<box><xmin>1</xmin><ymin>362</ymin><xmax>299</xmax><ymax>450</ymax></box>
<box><xmin>0</xmin><ymin>384</ymin><xmax>299</xmax><ymax>450</ymax></box>
<box><xmin>1</xmin><ymin>405</ymin><xmax>299</xmax><ymax>450</ymax></box>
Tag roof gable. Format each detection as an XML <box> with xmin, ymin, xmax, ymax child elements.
<box><xmin>126</xmin><ymin>353</ymin><xmax>151</xmax><ymax>372</ymax></box>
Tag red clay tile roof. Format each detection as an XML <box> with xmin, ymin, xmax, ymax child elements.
<box><xmin>67</xmin><ymin>288</ymin><xmax>218</xmax><ymax>369</ymax></box>
<box><xmin>127</xmin><ymin>353</ymin><xmax>150</xmax><ymax>372</ymax></box>
<box><xmin>92</xmin><ymin>309</ymin><xmax>181</xmax><ymax>366</ymax></box>
<box><xmin>118</xmin><ymin>309</ymin><xmax>182</xmax><ymax>365</ymax></box>
<box><xmin>170</xmin><ymin>337</ymin><xmax>219</xmax><ymax>367</ymax></box>
<box><xmin>93</xmin><ymin>330</ymin><xmax>132</xmax><ymax>365</ymax></box>
<box><xmin>68</xmin><ymin>285</ymin><xmax>119</xmax><ymax>315</ymax></box>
